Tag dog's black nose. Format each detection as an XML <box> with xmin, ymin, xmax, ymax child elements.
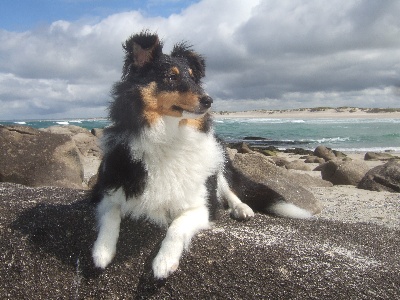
<box><xmin>199</xmin><ymin>95</ymin><xmax>213</xmax><ymax>108</ymax></box>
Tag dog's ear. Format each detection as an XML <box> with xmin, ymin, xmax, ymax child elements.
<box><xmin>171</xmin><ymin>43</ymin><xmax>205</xmax><ymax>83</ymax></box>
<box><xmin>122</xmin><ymin>31</ymin><xmax>163</xmax><ymax>79</ymax></box>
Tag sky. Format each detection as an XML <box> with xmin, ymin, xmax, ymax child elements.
<box><xmin>0</xmin><ymin>0</ymin><xmax>399</xmax><ymax>120</ymax></box>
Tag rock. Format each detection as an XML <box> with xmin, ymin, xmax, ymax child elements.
<box><xmin>243</xmin><ymin>136</ymin><xmax>268</xmax><ymax>140</ymax></box>
<box><xmin>238</xmin><ymin>142</ymin><xmax>253</xmax><ymax>154</ymax></box>
<box><xmin>364</xmin><ymin>152</ymin><xmax>398</xmax><ymax>161</ymax></box>
<box><xmin>41</xmin><ymin>125</ymin><xmax>101</xmax><ymax>158</ymax></box>
<box><xmin>269</xmin><ymin>156</ymin><xmax>290</xmax><ymax>168</ymax></box>
<box><xmin>314</xmin><ymin>145</ymin><xmax>338</xmax><ymax>161</ymax></box>
<box><xmin>87</xmin><ymin>173</ymin><xmax>99</xmax><ymax>189</ymax></box>
<box><xmin>318</xmin><ymin>159</ymin><xmax>370</xmax><ymax>185</ymax></box>
<box><xmin>1</xmin><ymin>182</ymin><xmax>398</xmax><ymax>299</ymax></box>
<box><xmin>225</xmin><ymin>148</ymin><xmax>238</xmax><ymax>161</ymax></box>
<box><xmin>358</xmin><ymin>160</ymin><xmax>400</xmax><ymax>192</ymax></box>
<box><xmin>304</xmin><ymin>155</ymin><xmax>325</xmax><ymax>164</ymax></box>
<box><xmin>232</xmin><ymin>152</ymin><xmax>323</xmax><ymax>214</ymax></box>
<box><xmin>0</xmin><ymin>125</ymin><xmax>84</xmax><ymax>189</ymax></box>
<box><xmin>91</xmin><ymin>128</ymin><xmax>104</xmax><ymax>138</ymax></box>
<box><xmin>261</xmin><ymin>149</ymin><xmax>277</xmax><ymax>156</ymax></box>
<box><xmin>284</xmin><ymin>148</ymin><xmax>314</xmax><ymax>155</ymax></box>
<box><xmin>227</xmin><ymin>142</ymin><xmax>254</xmax><ymax>154</ymax></box>
<box><xmin>332</xmin><ymin>149</ymin><xmax>347</xmax><ymax>159</ymax></box>
<box><xmin>285</xmin><ymin>160</ymin><xmax>311</xmax><ymax>171</ymax></box>
<box><xmin>40</xmin><ymin>125</ymin><xmax>102</xmax><ymax>183</ymax></box>
<box><xmin>269</xmin><ymin>157</ymin><xmax>312</xmax><ymax>171</ymax></box>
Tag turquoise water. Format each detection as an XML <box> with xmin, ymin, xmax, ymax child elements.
<box><xmin>1</xmin><ymin>117</ymin><xmax>399</xmax><ymax>152</ymax></box>
<box><xmin>214</xmin><ymin>118</ymin><xmax>400</xmax><ymax>151</ymax></box>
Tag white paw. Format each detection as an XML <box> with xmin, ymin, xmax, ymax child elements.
<box><xmin>231</xmin><ymin>203</ymin><xmax>255</xmax><ymax>220</ymax></box>
<box><xmin>92</xmin><ymin>243</ymin><xmax>115</xmax><ymax>269</ymax></box>
<box><xmin>152</xmin><ymin>250</ymin><xmax>180</xmax><ymax>279</ymax></box>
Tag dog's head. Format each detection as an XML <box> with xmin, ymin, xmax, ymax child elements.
<box><xmin>110</xmin><ymin>31</ymin><xmax>212</xmax><ymax>130</ymax></box>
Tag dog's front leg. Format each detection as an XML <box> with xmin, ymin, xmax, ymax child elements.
<box><xmin>92</xmin><ymin>198</ymin><xmax>122</xmax><ymax>269</ymax></box>
<box><xmin>152</xmin><ymin>205</ymin><xmax>210</xmax><ymax>279</ymax></box>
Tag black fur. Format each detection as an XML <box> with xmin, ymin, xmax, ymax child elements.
<box><xmin>92</xmin><ymin>143</ymin><xmax>148</xmax><ymax>203</ymax></box>
<box><xmin>205</xmin><ymin>174</ymin><xmax>220</xmax><ymax>221</ymax></box>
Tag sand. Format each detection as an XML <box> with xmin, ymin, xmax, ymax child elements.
<box><xmin>212</xmin><ymin>107</ymin><xmax>400</xmax><ymax>119</ymax></box>
<box><xmin>279</xmin><ymin>151</ymin><xmax>400</xmax><ymax>229</ymax></box>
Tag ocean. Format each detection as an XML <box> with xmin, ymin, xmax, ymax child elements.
<box><xmin>1</xmin><ymin>117</ymin><xmax>399</xmax><ymax>152</ymax></box>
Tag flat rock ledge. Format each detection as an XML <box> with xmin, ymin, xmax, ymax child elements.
<box><xmin>1</xmin><ymin>183</ymin><xmax>399</xmax><ymax>299</ymax></box>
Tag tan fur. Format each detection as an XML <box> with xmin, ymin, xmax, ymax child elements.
<box><xmin>141</xmin><ymin>82</ymin><xmax>202</xmax><ymax>125</ymax></box>
<box><xmin>179</xmin><ymin>118</ymin><xmax>204</xmax><ymax>130</ymax></box>
<box><xmin>170</xmin><ymin>66</ymin><xmax>180</xmax><ymax>75</ymax></box>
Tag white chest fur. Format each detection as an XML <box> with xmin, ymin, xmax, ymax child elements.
<box><xmin>122</xmin><ymin>117</ymin><xmax>224</xmax><ymax>226</ymax></box>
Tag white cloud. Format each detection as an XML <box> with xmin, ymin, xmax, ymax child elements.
<box><xmin>0</xmin><ymin>0</ymin><xmax>399</xmax><ymax>119</ymax></box>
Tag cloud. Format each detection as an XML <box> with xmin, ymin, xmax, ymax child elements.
<box><xmin>0</xmin><ymin>0</ymin><xmax>399</xmax><ymax>119</ymax></box>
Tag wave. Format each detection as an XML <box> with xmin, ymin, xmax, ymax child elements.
<box><xmin>312</xmin><ymin>137</ymin><xmax>350</xmax><ymax>143</ymax></box>
<box><xmin>14</xmin><ymin>121</ymin><xmax>27</xmax><ymax>125</ymax></box>
<box><xmin>56</xmin><ymin>121</ymin><xmax>69</xmax><ymax>125</ymax></box>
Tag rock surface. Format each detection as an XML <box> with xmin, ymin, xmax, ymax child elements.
<box><xmin>40</xmin><ymin>125</ymin><xmax>102</xmax><ymax>183</ymax></box>
<box><xmin>285</xmin><ymin>159</ymin><xmax>311</xmax><ymax>171</ymax></box>
<box><xmin>0</xmin><ymin>125</ymin><xmax>84</xmax><ymax>189</ymax></box>
<box><xmin>0</xmin><ymin>182</ymin><xmax>398</xmax><ymax>299</ymax></box>
<box><xmin>358</xmin><ymin>160</ymin><xmax>400</xmax><ymax>192</ymax></box>
<box><xmin>313</xmin><ymin>145</ymin><xmax>337</xmax><ymax>161</ymax></box>
<box><xmin>317</xmin><ymin>159</ymin><xmax>370</xmax><ymax>186</ymax></box>
<box><xmin>232</xmin><ymin>152</ymin><xmax>325</xmax><ymax>214</ymax></box>
<box><xmin>364</xmin><ymin>151</ymin><xmax>399</xmax><ymax>161</ymax></box>
<box><xmin>304</xmin><ymin>155</ymin><xmax>325</xmax><ymax>164</ymax></box>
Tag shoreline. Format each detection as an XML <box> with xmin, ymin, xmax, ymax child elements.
<box><xmin>2</xmin><ymin>107</ymin><xmax>400</xmax><ymax>123</ymax></box>
<box><xmin>212</xmin><ymin>107</ymin><xmax>400</xmax><ymax>119</ymax></box>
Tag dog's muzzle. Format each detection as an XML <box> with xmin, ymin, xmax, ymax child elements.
<box><xmin>199</xmin><ymin>95</ymin><xmax>213</xmax><ymax>109</ymax></box>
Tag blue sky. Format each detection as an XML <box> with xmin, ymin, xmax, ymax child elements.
<box><xmin>0</xmin><ymin>0</ymin><xmax>197</xmax><ymax>31</ymax></box>
<box><xmin>0</xmin><ymin>0</ymin><xmax>400</xmax><ymax>120</ymax></box>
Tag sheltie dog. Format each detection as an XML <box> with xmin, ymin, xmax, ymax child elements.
<box><xmin>91</xmin><ymin>31</ymin><xmax>312</xmax><ymax>279</ymax></box>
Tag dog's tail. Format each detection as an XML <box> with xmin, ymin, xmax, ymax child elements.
<box><xmin>221</xmin><ymin>157</ymin><xmax>313</xmax><ymax>219</ymax></box>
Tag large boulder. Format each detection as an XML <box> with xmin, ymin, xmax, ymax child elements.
<box><xmin>1</xmin><ymin>182</ymin><xmax>399</xmax><ymax>299</ymax></box>
<box><xmin>268</xmin><ymin>157</ymin><xmax>311</xmax><ymax>171</ymax></box>
<box><xmin>285</xmin><ymin>160</ymin><xmax>311</xmax><ymax>171</ymax></box>
<box><xmin>304</xmin><ymin>155</ymin><xmax>325</xmax><ymax>164</ymax></box>
<box><xmin>358</xmin><ymin>160</ymin><xmax>400</xmax><ymax>192</ymax></box>
<box><xmin>41</xmin><ymin>125</ymin><xmax>101</xmax><ymax>158</ymax></box>
<box><xmin>313</xmin><ymin>145</ymin><xmax>347</xmax><ymax>161</ymax></box>
<box><xmin>0</xmin><ymin>125</ymin><xmax>84</xmax><ymax>189</ymax></box>
<box><xmin>232</xmin><ymin>152</ymin><xmax>325</xmax><ymax>215</ymax></box>
<box><xmin>40</xmin><ymin>125</ymin><xmax>102</xmax><ymax>183</ymax></box>
<box><xmin>364</xmin><ymin>152</ymin><xmax>399</xmax><ymax>161</ymax></box>
<box><xmin>313</xmin><ymin>145</ymin><xmax>337</xmax><ymax>161</ymax></box>
<box><xmin>316</xmin><ymin>159</ymin><xmax>370</xmax><ymax>186</ymax></box>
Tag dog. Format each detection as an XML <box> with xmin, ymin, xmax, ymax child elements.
<box><xmin>91</xmin><ymin>31</ymin><xmax>312</xmax><ymax>279</ymax></box>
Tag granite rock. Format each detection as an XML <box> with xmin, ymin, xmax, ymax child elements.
<box><xmin>0</xmin><ymin>125</ymin><xmax>84</xmax><ymax>189</ymax></box>
<box><xmin>1</xmin><ymin>182</ymin><xmax>398</xmax><ymax>299</ymax></box>
<box><xmin>358</xmin><ymin>160</ymin><xmax>400</xmax><ymax>192</ymax></box>
<box><xmin>232</xmin><ymin>152</ymin><xmax>324</xmax><ymax>214</ymax></box>
<box><xmin>317</xmin><ymin>159</ymin><xmax>370</xmax><ymax>186</ymax></box>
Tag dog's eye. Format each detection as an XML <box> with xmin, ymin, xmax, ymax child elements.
<box><xmin>168</xmin><ymin>73</ymin><xmax>179</xmax><ymax>82</ymax></box>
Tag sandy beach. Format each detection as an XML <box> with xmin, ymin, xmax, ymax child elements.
<box><xmin>212</xmin><ymin>107</ymin><xmax>400</xmax><ymax>119</ymax></box>
<box><xmin>278</xmin><ymin>151</ymin><xmax>399</xmax><ymax>229</ymax></box>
